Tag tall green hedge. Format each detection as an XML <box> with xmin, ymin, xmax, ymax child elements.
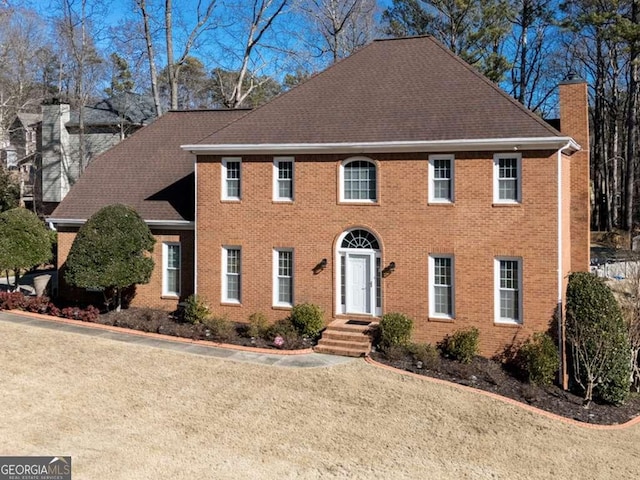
<box><xmin>65</xmin><ymin>204</ymin><xmax>155</xmax><ymax>311</ymax></box>
<box><xmin>566</xmin><ymin>272</ymin><xmax>631</xmax><ymax>405</ymax></box>
<box><xmin>0</xmin><ymin>208</ymin><xmax>52</xmax><ymax>289</ymax></box>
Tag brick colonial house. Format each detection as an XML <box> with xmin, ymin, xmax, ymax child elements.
<box><xmin>51</xmin><ymin>36</ymin><xmax>589</xmax><ymax>357</ymax></box>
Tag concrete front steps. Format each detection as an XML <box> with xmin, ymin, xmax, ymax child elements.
<box><xmin>314</xmin><ymin>318</ymin><xmax>378</xmax><ymax>357</ymax></box>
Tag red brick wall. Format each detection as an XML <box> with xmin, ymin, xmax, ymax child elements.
<box><xmin>57</xmin><ymin>227</ymin><xmax>194</xmax><ymax>310</ymax></box>
<box><xmin>559</xmin><ymin>80</ymin><xmax>590</xmax><ymax>272</ymax></box>
<box><xmin>196</xmin><ymin>151</ymin><xmax>563</xmax><ymax>356</ymax></box>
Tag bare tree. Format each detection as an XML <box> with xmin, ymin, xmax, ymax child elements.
<box><xmin>0</xmin><ymin>8</ymin><xmax>50</xmax><ymax>144</ymax></box>
<box><xmin>298</xmin><ymin>0</ymin><xmax>377</xmax><ymax>63</ymax></box>
<box><xmin>164</xmin><ymin>0</ymin><xmax>218</xmax><ymax>110</ymax></box>
<box><xmin>136</xmin><ymin>0</ymin><xmax>162</xmax><ymax>116</ymax></box>
<box><xmin>218</xmin><ymin>0</ymin><xmax>289</xmax><ymax>108</ymax></box>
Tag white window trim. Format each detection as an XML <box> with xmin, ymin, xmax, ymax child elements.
<box><xmin>162</xmin><ymin>242</ymin><xmax>181</xmax><ymax>297</ymax></box>
<box><xmin>273</xmin><ymin>157</ymin><xmax>295</xmax><ymax>202</ymax></box>
<box><xmin>273</xmin><ymin>248</ymin><xmax>294</xmax><ymax>307</ymax></box>
<box><xmin>221</xmin><ymin>246</ymin><xmax>241</xmax><ymax>304</ymax></box>
<box><xmin>221</xmin><ymin>157</ymin><xmax>242</xmax><ymax>201</ymax></box>
<box><xmin>494</xmin><ymin>256</ymin><xmax>523</xmax><ymax>325</ymax></box>
<box><xmin>493</xmin><ymin>153</ymin><xmax>522</xmax><ymax>204</ymax></box>
<box><xmin>428</xmin><ymin>154</ymin><xmax>455</xmax><ymax>203</ymax></box>
<box><xmin>428</xmin><ymin>254</ymin><xmax>455</xmax><ymax>319</ymax></box>
<box><xmin>339</xmin><ymin>157</ymin><xmax>378</xmax><ymax>203</ymax></box>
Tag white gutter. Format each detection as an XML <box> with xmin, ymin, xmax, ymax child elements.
<box><xmin>557</xmin><ymin>141</ymin><xmax>574</xmax><ymax>306</ymax></box>
<box><xmin>182</xmin><ymin>137</ymin><xmax>580</xmax><ymax>155</ymax></box>
<box><xmin>47</xmin><ymin>218</ymin><xmax>195</xmax><ymax>230</ymax></box>
<box><xmin>558</xmin><ymin>140</ymin><xmax>575</xmax><ymax>389</ymax></box>
<box><xmin>194</xmin><ymin>161</ymin><xmax>198</xmax><ymax>294</ymax></box>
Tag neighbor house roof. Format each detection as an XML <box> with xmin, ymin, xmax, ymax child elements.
<box><xmin>67</xmin><ymin>93</ymin><xmax>158</xmax><ymax>127</ymax></box>
<box><xmin>187</xmin><ymin>36</ymin><xmax>571</xmax><ymax>153</ymax></box>
<box><xmin>50</xmin><ymin>109</ymin><xmax>248</xmax><ymax>224</ymax></box>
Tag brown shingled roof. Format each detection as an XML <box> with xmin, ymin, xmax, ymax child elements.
<box><xmin>198</xmin><ymin>36</ymin><xmax>560</xmax><ymax>146</ymax></box>
<box><xmin>51</xmin><ymin>109</ymin><xmax>247</xmax><ymax>222</ymax></box>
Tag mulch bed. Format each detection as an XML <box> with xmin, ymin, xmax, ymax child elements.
<box><xmin>370</xmin><ymin>351</ymin><xmax>640</xmax><ymax>426</ymax></box>
<box><xmin>96</xmin><ymin>307</ymin><xmax>313</xmax><ymax>350</ymax></box>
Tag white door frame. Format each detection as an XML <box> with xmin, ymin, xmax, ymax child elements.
<box><xmin>336</xmin><ymin>248</ymin><xmax>381</xmax><ymax>317</ymax></box>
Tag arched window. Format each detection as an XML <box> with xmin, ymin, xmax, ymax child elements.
<box><xmin>341</xmin><ymin>158</ymin><xmax>377</xmax><ymax>202</ymax></box>
<box><xmin>341</xmin><ymin>229</ymin><xmax>380</xmax><ymax>249</ymax></box>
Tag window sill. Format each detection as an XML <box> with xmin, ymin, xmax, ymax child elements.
<box><xmin>161</xmin><ymin>295</ymin><xmax>179</xmax><ymax>300</ymax></box>
<box><xmin>272</xmin><ymin>199</ymin><xmax>294</xmax><ymax>204</ymax></box>
<box><xmin>272</xmin><ymin>305</ymin><xmax>293</xmax><ymax>311</ymax></box>
<box><xmin>221</xmin><ymin>301</ymin><xmax>242</xmax><ymax>307</ymax></box>
<box><xmin>427</xmin><ymin>201</ymin><xmax>455</xmax><ymax>207</ymax></box>
<box><xmin>221</xmin><ymin>199</ymin><xmax>241</xmax><ymax>204</ymax></box>
<box><xmin>338</xmin><ymin>201</ymin><xmax>380</xmax><ymax>206</ymax></box>
<box><xmin>492</xmin><ymin>202</ymin><xmax>521</xmax><ymax>207</ymax></box>
<box><xmin>428</xmin><ymin>316</ymin><xmax>455</xmax><ymax>323</ymax></box>
<box><xmin>494</xmin><ymin>320</ymin><xmax>523</xmax><ymax>327</ymax></box>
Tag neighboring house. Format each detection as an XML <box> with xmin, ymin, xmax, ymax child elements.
<box><xmin>1</xmin><ymin>112</ymin><xmax>42</xmax><ymax>207</ymax></box>
<box><xmin>39</xmin><ymin>93</ymin><xmax>157</xmax><ymax>214</ymax></box>
<box><xmin>51</xmin><ymin>36</ymin><xmax>589</xmax><ymax>357</ymax></box>
<box><xmin>49</xmin><ymin>109</ymin><xmax>248</xmax><ymax>306</ymax></box>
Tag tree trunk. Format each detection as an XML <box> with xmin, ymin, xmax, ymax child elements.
<box><xmin>165</xmin><ymin>0</ymin><xmax>178</xmax><ymax>110</ymax></box>
<box><xmin>138</xmin><ymin>0</ymin><xmax>162</xmax><ymax>117</ymax></box>
<box><xmin>625</xmin><ymin>0</ymin><xmax>640</xmax><ymax>232</ymax></box>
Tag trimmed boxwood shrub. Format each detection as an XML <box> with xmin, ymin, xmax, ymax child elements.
<box><xmin>440</xmin><ymin>327</ymin><xmax>479</xmax><ymax>364</ymax></box>
<box><xmin>379</xmin><ymin>312</ymin><xmax>413</xmax><ymax>349</ymax></box>
<box><xmin>290</xmin><ymin>303</ymin><xmax>324</xmax><ymax>338</ymax></box>
<box><xmin>515</xmin><ymin>333</ymin><xmax>559</xmax><ymax>386</ymax></box>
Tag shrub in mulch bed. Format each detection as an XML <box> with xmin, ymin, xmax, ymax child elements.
<box><xmin>371</xmin><ymin>347</ymin><xmax>640</xmax><ymax>426</ymax></box>
<box><xmin>0</xmin><ymin>292</ymin><xmax>313</xmax><ymax>351</ymax></box>
<box><xmin>0</xmin><ymin>291</ymin><xmax>99</xmax><ymax>321</ymax></box>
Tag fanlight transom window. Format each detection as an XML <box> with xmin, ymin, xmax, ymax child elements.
<box><xmin>341</xmin><ymin>229</ymin><xmax>379</xmax><ymax>249</ymax></box>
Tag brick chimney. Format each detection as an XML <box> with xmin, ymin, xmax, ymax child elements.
<box><xmin>559</xmin><ymin>75</ymin><xmax>590</xmax><ymax>272</ymax></box>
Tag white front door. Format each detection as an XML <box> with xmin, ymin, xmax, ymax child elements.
<box><xmin>346</xmin><ymin>253</ymin><xmax>372</xmax><ymax>314</ymax></box>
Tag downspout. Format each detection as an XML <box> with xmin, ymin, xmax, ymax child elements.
<box><xmin>558</xmin><ymin>141</ymin><xmax>573</xmax><ymax>390</ymax></box>
<box><xmin>194</xmin><ymin>159</ymin><xmax>198</xmax><ymax>295</ymax></box>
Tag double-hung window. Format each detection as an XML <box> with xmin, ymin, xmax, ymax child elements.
<box><xmin>429</xmin><ymin>154</ymin><xmax>454</xmax><ymax>203</ymax></box>
<box><xmin>429</xmin><ymin>255</ymin><xmax>454</xmax><ymax>318</ymax></box>
<box><xmin>493</xmin><ymin>153</ymin><xmax>521</xmax><ymax>203</ymax></box>
<box><xmin>273</xmin><ymin>249</ymin><xmax>294</xmax><ymax>307</ymax></box>
<box><xmin>273</xmin><ymin>157</ymin><xmax>294</xmax><ymax>201</ymax></box>
<box><xmin>495</xmin><ymin>257</ymin><xmax>522</xmax><ymax>324</ymax></box>
<box><xmin>222</xmin><ymin>247</ymin><xmax>241</xmax><ymax>303</ymax></box>
<box><xmin>341</xmin><ymin>158</ymin><xmax>377</xmax><ymax>202</ymax></box>
<box><xmin>163</xmin><ymin>242</ymin><xmax>181</xmax><ymax>297</ymax></box>
<box><xmin>222</xmin><ymin>157</ymin><xmax>241</xmax><ymax>200</ymax></box>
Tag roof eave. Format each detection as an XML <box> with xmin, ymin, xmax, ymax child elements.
<box><xmin>182</xmin><ymin>137</ymin><xmax>581</xmax><ymax>155</ymax></box>
<box><xmin>47</xmin><ymin>218</ymin><xmax>195</xmax><ymax>230</ymax></box>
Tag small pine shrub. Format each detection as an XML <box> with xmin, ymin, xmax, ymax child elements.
<box><xmin>183</xmin><ymin>295</ymin><xmax>210</xmax><ymax>324</ymax></box>
<box><xmin>407</xmin><ymin>342</ymin><xmax>440</xmax><ymax>370</ymax></box>
<box><xmin>440</xmin><ymin>327</ymin><xmax>479</xmax><ymax>364</ymax></box>
<box><xmin>384</xmin><ymin>344</ymin><xmax>409</xmax><ymax>362</ymax></box>
<box><xmin>515</xmin><ymin>333</ymin><xmax>559</xmax><ymax>386</ymax></box>
<box><xmin>247</xmin><ymin>312</ymin><xmax>269</xmax><ymax>338</ymax></box>
<box><xmin>379</xmin><ymin>312</ymin><xmax>413</xmax><ymax>349</ymax></box>
<box><xmin>290</xmin><ymin>303</ymin><xmax>324</xmax><ymax>338</ymax></box>
<box><xmin>203</xmin><ymin>315</ymin><xmax>236</xmax><ymax>342</ymax></box>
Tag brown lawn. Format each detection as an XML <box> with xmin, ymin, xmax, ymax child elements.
<box><xmin>0</xmin><ymin>320</ymin><xmax>638</xmax><ymax>479</ymax></box>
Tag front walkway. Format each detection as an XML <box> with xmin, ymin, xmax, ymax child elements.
<box><xmin>0</xmin><ymin>311</ymin><xmax>354</xmax><ymax>369</ymax></box>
